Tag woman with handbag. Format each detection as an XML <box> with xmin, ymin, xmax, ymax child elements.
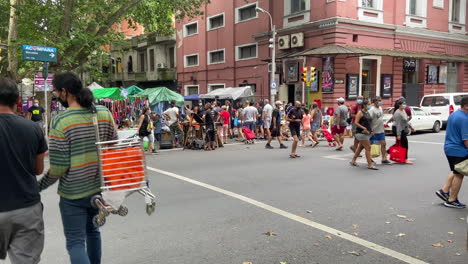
<box><xmin>391</xmin><ymin>100</ymin><xmax>413</xmax><ymax>164</ymax></box>
<box><xmin>350</xmin><ymin>100</ymin><xmax>377</xmax><ymax>170</ymax></box>
<box><xmin>137</xmin><ymin>106</ymin><xmax>155</xmax><ymax>154</ymax></box>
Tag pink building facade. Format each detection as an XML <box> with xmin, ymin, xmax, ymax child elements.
<box><xmin>176</xmin><ymin>0</ymin><xmax>468</xmax><ymax>107</ymax></box>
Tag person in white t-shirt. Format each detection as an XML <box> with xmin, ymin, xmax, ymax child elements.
<box><xmin>242</xmin><ymin>101</ymin><xmax>258</xmax><ymax>132</ymax></box>
<box><xmin>163</xmin><ymin>100</ymin><xmax>184</xmax><ymax>148</ymax></box>
<box><xmin>263</xmin><ymin>99</ymin><xmax>274</xmax><ymax>148</ymax></box>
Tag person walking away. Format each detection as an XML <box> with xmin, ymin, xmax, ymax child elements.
<box><xmin>369</xmin><ymin>96</ymin><xmax>390</xmax><ymax>164</ymax></box>
<box><xmin>0</xmin><ymin>78</ymin><xmax>47</xmax><ymax>264</ymax></box>
<box><xmin>163</xmin><ymin>100</ymin><xmax>184</xmax><ymax>148</ymax></box>
<box><xmin>202</xmin><ymin>103</ymin><xmax>216</xmax><ymax>151</ymax></box>
<box><xmin>392</xmin><ymin>99</ymin><xmax>413</xmax><ymax>164</ymax></box>
<box><xmin>435</xmin><ymin>96</ymin><xmax>468</xmax><ymax>209</ymax></box>
<box><xmin>263</xmin><ymin>99</ymin><xmax>274</xmax><ymax>148</ymax></box>
<box><xmin>220</xmin><ymin>105</ymin><xmax>230</xmax><ymax>145</ymax></box>
<box><xmin>310</xmin><ymin>102</ymin><xmax>322</xmax><ymax>148</ymax></box>
<box><xmin>137</xmin><ymin>106</ymin><xmax>155</xmax><ymax>154</ymax></box>
<box><xmin>243</xmin><ymin>101</ymin><xmax>258</xmax><ymax>133</ymax></box>
<box><xmin>37</xmin><ymin>72</ymin><xmax>118</xmax><ymax>264</ymax></box>
<box><xmin>332</xmin><ymin>98</ymin><xmax>348</xmax><ymax>151</ymax></box>
<box><xmin>350</xmin><ymin>96</ymin><xmax>364</xmax><ymax>152</ymax></box>
<box><xmin>286</xmin><ymin>101</ymin><xmax>303</xmax><ymax>158</ymax></box>
<box><xmin>266</xmin><ymin>101</ymin><xmax>288</xmax><ymax>149</ymax></box>
<box><xmin>233</xmin><ymin>109</ymin><xmax>245</xmax><ymax>141</ymax></box>
<box><xmin>152</xmin><ymin>113</ymin><xmax>162</xmax><ymax>152</ymax></box>
<box><xmin>256</xmin><ymin>102</ymin><xmax>264</xmax><ymax>139</ymax></box>
<box><xmin>350</xmin><ymin>100</ymin><xmax>378</xmax><ymax>170</ymax></box>
<box><xmin>27</xmin><ymin>99</ymin><xmax>46</xmax><ymax>132</ymax></box>
<box><xmin>301</xmin><ymin>109</ymin><xmax>314</xmax><ymax>147</ymax></box>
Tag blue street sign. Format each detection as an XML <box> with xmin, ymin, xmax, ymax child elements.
<box><xmin>22</xmin><ymin>45</ymin><xmax>57</xmax><ymax>62</ymax></box>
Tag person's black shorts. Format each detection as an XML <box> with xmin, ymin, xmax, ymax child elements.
<box><xmin>206</xmin><ymin>130</ymin><xmax>215</xmax><ymax>142</ymax></box>
<box><xmin>289</xmin><ymin>125</ymin><xmax>301</xmax><ymax>138</ymax></box>
<box><xmin>270</xmin><ymin>127</ymin><xmax>281</xmax><ymax>138</ymax></box>
<box><xmin>446</xmin><ymin>155</ymin><xmax>468</xmax><ymax>174</ymax></box>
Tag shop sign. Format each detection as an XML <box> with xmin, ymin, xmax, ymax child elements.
<box><xmin>381</xmin><ymin>74</ymin><xmax>393</xmax><ymax>99</ymax></box>
<box><xmin>322</xmin><ymin>57</ymin><xmax>334</xmax><ymax>93</ymax></box>
<box><xmin>346</xmin><ymin>74</ymin><xmax>359</xmax><ymax>100</ymax></box>
<box><xmin>403</xmin><ymin>58</ymin><xmax>417</xmax><ymax>72</ymax></box>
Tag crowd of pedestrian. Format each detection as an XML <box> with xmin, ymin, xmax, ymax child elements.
<box><xmin>1</xmin><ymin>72</ymin><xmax>467</xmax><ymax>264</ymax></box>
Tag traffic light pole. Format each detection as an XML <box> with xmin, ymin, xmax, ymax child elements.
<box><xmin>271</xmin><ymin>25</ymin><xmax>276</xmax><ymax>105</ymax></box>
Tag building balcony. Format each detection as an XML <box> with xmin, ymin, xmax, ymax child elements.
<box><xmin>135</xmin><ymin>72</ymin><xmax>147</xmax><ymax>82</ymax></box>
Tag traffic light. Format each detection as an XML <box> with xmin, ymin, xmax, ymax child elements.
<box><xmin>310</xmin><ymin>67</ymin><xmax>317</xmax><ymax>82</ymax></box>
<box><xmin>301</xmin><ymin>67</ymin><xmax>308</xmax><ymax>82</ymax></box>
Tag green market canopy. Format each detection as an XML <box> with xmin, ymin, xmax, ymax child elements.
<box><xmin>123</xmin><ymin>85</ymin><xmax>143</xmax><ymax>98</ymax></box>
<box><xmin>136</xmin><ymin>87</ymin><xmax>184</xmax><ymax>106</ymax></box>
<box><xmin>92</xmin><ymin>88</ymin><xmax>125</xmax><ymax>100</ymax></box>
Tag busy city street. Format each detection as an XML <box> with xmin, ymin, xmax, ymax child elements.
<box><xmin>7</xmin><ymin>131</ymin><xmax>464</xmax><ymax>264</ymax></box>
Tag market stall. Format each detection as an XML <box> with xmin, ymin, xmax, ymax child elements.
<box><xmin>200</xmin><ymin>86</ymin><xmax>254</xmax><ymax>101</ymax></box>
<box><xmin>136</xmin><ymin>87</ymin><xmax>185</xmax><ymax>149</ymax></box>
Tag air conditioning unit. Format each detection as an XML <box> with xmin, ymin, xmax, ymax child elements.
<box><xmin>278</xmin><ymin>35</ymin><xmax>290</xmax><ymax>50</ymax></box>
<box><xmin>290</xmin><ymin>32</ymin><xmax>304</xmax><ymax>48</ymax></box>
<box><xmin>157</xmin><ymin>63</ymin><xmax>166</xmax><ymax>68</ymax></box>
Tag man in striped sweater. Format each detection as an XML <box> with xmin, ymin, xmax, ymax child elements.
<box><xmin>38</xmin><ymin>72</ymin><xmax>117</xmax><ymax>264</ymax></box>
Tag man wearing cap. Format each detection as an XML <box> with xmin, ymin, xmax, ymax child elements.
<box><xmin>332</xmin><ymin>97</ymin><xmax>348</xmax><ymax>151</ymax></box>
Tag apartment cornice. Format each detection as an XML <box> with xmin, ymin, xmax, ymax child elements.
<box><xmin>253</xmin><ymin>17</ymin><xmax>468</xmax><ymax>44</ymax></box>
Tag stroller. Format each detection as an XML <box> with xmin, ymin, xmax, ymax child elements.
<box><xmin>320</xmin><ymin>124</ymin><xmax>337</xmax><ymax>147</ymax></box>
<box><xmin>242</xmin><ymin>126</ymin><xmax>256</xmax><ymax>144</ymax></box>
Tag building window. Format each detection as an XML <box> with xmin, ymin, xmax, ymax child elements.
<box><xmin>362</xmin><ymin>0</ymin><xmax>374</xmax><ymax>8</ymax></box>
<box><xmin>184</xmin><ymin>22</ymin><xmax>198</xmax><ymax>37</ymax></box>
<box><xmin>452</xmin><ymin>0</ymin><xmax>461</xmax><ymax>22</ymax></box>
<box><xmin>169</xmin><ymin>47</ymin><xmax>175</xmax><ymax>68</ymax></box>
<box><xmin>410</xmin><ymin>0</ymin><xmax>417</xmax><ymax>15</ymax></box>
<box><xmin>184</xmin><ymin>54</ymin><xmax>199</xmax><ymax>68</ymax></box>
<box><xmin>291</xmin><ymin>0</ymin><xmax>306</xmax><ymax>13</ymax></box>
<box><xmin>185</xmin><ymin>85</ymin><xmax>199</xmax><ymax>96</ymax></box>
<box><xmin>149</xmin><ymin>49</ymin><xmax>155</xmax><ymax>71</ymax></box>
<box><xmin>208</xmin><ymin>49</ymin><xmax>225</xmax><ymax>65</ymax></box>
<box><xmin>208</xmin><ymin>14</ymin><xmax>224</xmax><ymax>30</ymax></box>
<box><xmin>139</xmin><ymin>53</ymin><xmax>145</xmax><ymax>72</ymax></box>
<box><xmin>236</xmin><ymin>3</ymin><xmax>257</xmax><ymax>23</ymax></box>
<box><xmin>208</xmin><ymin>84</ymin><xmax>225</xmax><ymax>92</ymax></box>
<box><xmin>127</xmin><ymin>56</ymin><xmax>133</xmax><ymax>73</ymax></box>
<box><xmin>117</xmin><ymin>58</ymin><xmax>122</xmax><ymax>73</ymax></box>
<box><xmin>236</xmin><ymin>43</ymin><xmax>257</xmax><ymax>61</ymax></box>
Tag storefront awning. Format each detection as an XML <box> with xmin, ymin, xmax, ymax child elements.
<box><xmin>281</xmin><ymin>45</ymin><xmax>468</xmax><ymax>62</ymax></box>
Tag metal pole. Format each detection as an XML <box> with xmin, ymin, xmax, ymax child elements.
<box><xmin>271</xmin><ymin>24</ymin><xmax>276</xmax><ymax>104</ymax></box>
<box><xmin>43</xmin><ymin>62</ymin><xmax>48</xmax><ymax>139</ymax></box>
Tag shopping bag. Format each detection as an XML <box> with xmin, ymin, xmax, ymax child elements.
<box><xmin>371</xmin><ymin>144</ymin><xmax>381</xmax><ymax>158</ymax></box>
<box><xmin>454</xmin><ymin>159</ymin><xmax>468</xmax><ymax>175</ymax></box>
<box><xmin>388</xmin><ymin>143</ymin><xmax>406</xmax><ymax>163</ymax></box>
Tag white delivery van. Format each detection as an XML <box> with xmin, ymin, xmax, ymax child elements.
<box><xmin>420</xmin><ymin>93</ymin><xmax>468</xmax><ymax>126</ymax></box>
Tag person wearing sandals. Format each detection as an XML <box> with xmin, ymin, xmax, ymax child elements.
<box><xmin>310</xmin><ymin>102</ymin><xmax>322</xmax><ymax>148</ymax></box>
<box><xmin>392</xmin><ymin>99</ymin><xmax>413</xmax><ymax>165</ymax></box>
<box><xmin>350</xmin><ymin>100</ymin><xmax>378</xmax><ymax>170</ymax></box>
<box><xmin>286</xmin><ymin>101</ymin><xmax>303</xmax><ymax>158</ymax></box>
<box><xmin>368</xmin><ymin>96</ymin><xmax>390</xmax><ymax>164</ymax></box>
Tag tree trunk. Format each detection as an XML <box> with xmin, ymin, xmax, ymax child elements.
<box><xmin>7</xmin><ymin>0</ymin><xmax>20</xmax><ymax>81</ymax></box>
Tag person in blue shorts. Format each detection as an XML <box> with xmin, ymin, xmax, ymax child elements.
<box><xmin>369</xmin><ymin>96</ymin><xmax>390</xmax><ymax>164</ymax></box>
<box><xmin>436</xmin><ymin>96</ymin><xmax>468</xmax><ymax>209</ymax></box>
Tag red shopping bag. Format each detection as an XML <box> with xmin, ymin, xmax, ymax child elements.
<box><xmin>389</xmin><ymin>143</ymin><xmax>407</xmax><ymax>163</ymax></box>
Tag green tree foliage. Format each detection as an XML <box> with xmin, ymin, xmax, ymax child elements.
<box><xmin>1</xmin><ymin>0</ymin><xmax>209</xmax><ymax>81</ymax></box>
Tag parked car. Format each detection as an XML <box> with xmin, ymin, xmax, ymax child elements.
<box><xmin>419</xmin><ymin>93</ymin><xmax>468</xmax><ymax>126</ymax></box>
<box><xmin>382</xmin><ymin>106</ymin><xmax>442</xmax><ymax>135</ymax></box>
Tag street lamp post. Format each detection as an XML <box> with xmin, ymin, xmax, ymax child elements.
<box><xmin>256</xmin><ymin>7</ymin><xmax>276</xmax><ymax>104</ymax></box>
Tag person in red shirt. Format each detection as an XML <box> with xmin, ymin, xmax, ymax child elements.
<box><xmin>219</xmin><ymin>106</ymin><xmax>231</xmax><ymax>145</ymax></box>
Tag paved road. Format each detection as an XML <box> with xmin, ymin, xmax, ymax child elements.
<box><xmin>2</xmin><ymin>131</ymin><xmax>467</xmax><ymax>264</ymax></box>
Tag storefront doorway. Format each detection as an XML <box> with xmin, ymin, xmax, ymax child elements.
<box><xmin>359</xmin><ymin>56</ymin><xmax>381</xmax><ymax>99</ymax></box>
<box><xmin>403</xmin><ymin>59</ymin><xmax>419</xmax><ymax>106</ymax></box>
